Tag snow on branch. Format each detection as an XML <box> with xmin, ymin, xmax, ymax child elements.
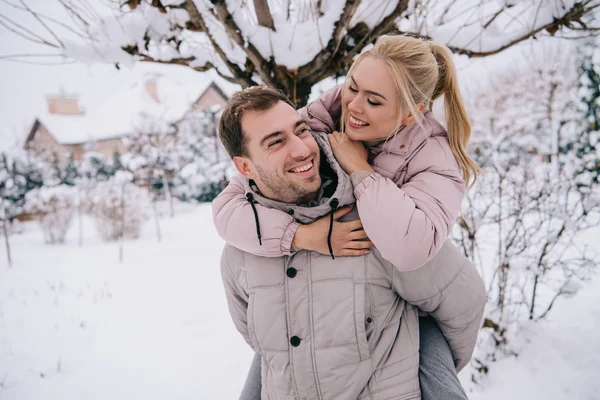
<box><xmin>3</xmin><ymin>0</ymin><xmax>599</xmax><ymax>104</ymax></box>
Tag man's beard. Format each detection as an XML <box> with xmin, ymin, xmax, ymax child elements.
<box><xmin>254</xmin><ymin>163</ymin><xmax>321</xmax><ymax>204</ymax></box>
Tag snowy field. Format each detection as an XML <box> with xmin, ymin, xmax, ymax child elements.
<box><xmin>1</xmin><ymin>204</ymin><xmax>599</xmax><ymax>399</ymax></box>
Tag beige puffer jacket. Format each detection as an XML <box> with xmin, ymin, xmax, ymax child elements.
<box><xmin>220</xmin><ymin>132</ymin><xmax>486</xmax><ymax>399</ymax></box>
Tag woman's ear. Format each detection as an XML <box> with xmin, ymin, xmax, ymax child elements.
<box><xmin>233</xmin><ymin>156</ymin><xmax>257</xmax><ymax>179</ymax></box>
<box><xmin>402</xmin><ymin>104</ymin><xmax>426</xmax><ymax>126</ymax></box>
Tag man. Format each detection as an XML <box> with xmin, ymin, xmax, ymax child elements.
<box><xmin>216</xmin><ymin>86</ymin><xmax>485</xmax><ymax>399</ymax></box>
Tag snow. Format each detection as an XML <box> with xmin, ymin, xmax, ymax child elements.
<box><xmin>464</xmin><ymin>268</ymin><xmax>600</xmax><ymax>399</ymax></box>
<box><xmin>48</xmin><ymin>0</ymin><xmax>590</xmax><ymax>73</ymax></box>
<box><xmin>0</xmin><ymin>204</ymin><xmax>253</xmax><ymax>399</ymax></box>
<box><xmin>1</xmin><ymin>204</ymin><xmax>599</xmax><ymax>399</ymax></box>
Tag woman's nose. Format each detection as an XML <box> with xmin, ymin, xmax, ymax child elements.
<box><xmin>347</xmin><ymin>97</ymin><xmax>362</xmax><ymax>114</ymax></box>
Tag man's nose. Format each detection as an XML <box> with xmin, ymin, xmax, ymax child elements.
<box><xmin>288</xmin><ymin>134</ymin><xmax>311</xmax><ymax>159</ymax></box>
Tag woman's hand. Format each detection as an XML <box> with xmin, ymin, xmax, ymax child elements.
<box><xmin>327</xmin><ymin>131</ymin><xmax>374</xmax><ymax>175</ymax></box>
<box><xmin>292</xmin><ymin>205</ymin><xmax>373</xmax><ymax>257</ymax></box>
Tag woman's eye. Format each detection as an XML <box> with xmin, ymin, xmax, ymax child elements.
<box><xmin>348</xmin><ymin>86</ymin><xmax>358</xmax><ymax>93</ymax></box>
<box><xmin>296</xmin><ymin>128</ymin><xmax>309</xmax><ymax>135</ymax></box>
<box><xmin>368</xmin><ymin>99</ymin><xmax>381</xmax><ymax>106</ymax></box>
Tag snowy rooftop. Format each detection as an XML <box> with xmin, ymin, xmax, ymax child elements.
<box><xmin>35</xmin><ymin>72</ymin><xmax>238</xmax><ymax>145</ymax></box>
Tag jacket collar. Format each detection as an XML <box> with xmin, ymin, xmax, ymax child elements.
<box><xmin>368</xmin><ymin>110</ymin><xmax>446</xmax><ymax>158</ymax></box>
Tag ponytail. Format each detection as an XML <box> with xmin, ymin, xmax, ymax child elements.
<box><xmin>429</xmin><ymin>42</ymin><xmax>480</xmax><ymax>188</ymax></box>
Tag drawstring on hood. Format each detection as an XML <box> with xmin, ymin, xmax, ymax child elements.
<box><xmin>327</xmin><ymin>198</ymin><xmax>339</xmax><ymax>259</ymax></box>
<box><xmin>246</xmin><ymin>192</ymin><xmax>262</xmax><ymax>246</ymax></box>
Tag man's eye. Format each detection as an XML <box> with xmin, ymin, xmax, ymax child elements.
<box><xmin>368</xmin><ymin>99</ymin><xmax>381</xmax><ymax>106</ymax></box>
<box><xmin>349</xmin><ymin>86</ymin><xmax>358</xmax><ymax>93</ymax></box>
<box><xmin>296</xmin><ymin>128</ymin><xmax>309</xmax><ymax>135</ymax></box>
<box><xmin>268</xmin><ymin>140</ymin><xmax>283</xmax><ymax>147</ymax></box>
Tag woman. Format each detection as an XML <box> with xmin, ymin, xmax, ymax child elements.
<box><xmin>214</xmin><ymin>35</ymin><xmax>483</xmax><ymax>399</ymax></box>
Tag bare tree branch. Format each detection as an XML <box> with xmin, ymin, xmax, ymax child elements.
<box><xmin>0</xmin><ymin>57</ymin><xmax>77</xmax><ymax>65</ymax></box>
<box><xmin>1</xmin><ymin>0</ymin><xmax>89</xmax><ymax>39</ymax></box>
<box><xmin>18</xmin><ymin>0</ymin><xmax>66</xmax><ymax>48</ymax></box>
<box><xmin>297</xmin><ymin>0</ymin><xmax>362</xmax><ymax>79</ymax></box>
<box><xmin>453</xmin><ymin>1</ymin><xmax>598</xmax><ymax>57</ymax></box>
<box><xmin>206</xmin><ymin>0</ymin><xmax>274</xmax><ymax>86</ymax></box>
<box><xmin>0</xmin><ymin>53</ymin><xmax>68</xmax><ymax>58</ymax></box>
<box><xmin>333</xmin><ymin>0</ymin><xmax>409</xmax><ymax>76</ymax></box>
<box><xmin>178</xmin><ymin>0</ymin><xmax>257</xmax><ymax>87</ymax></box>
<box><xmin>0</xmin><ymin>12</ymin><xmax>60</xmax><ymax>47</ymax></box>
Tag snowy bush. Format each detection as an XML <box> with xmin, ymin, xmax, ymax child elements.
<box><xmin>24</xmin><ymin>185</ymin><xmax>76</xmax><ymax>244</ymax></box>
<box><xmin>457</xmin><ymin>40</ymin><xmax>600</xmax><ymax>382</ymax></box>
<box><xmin>87</xmin><ymin>172</ymin><xmax>149</xmax><ymax>241</ymax></box>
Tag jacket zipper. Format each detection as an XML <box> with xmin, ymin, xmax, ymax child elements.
<box><xmin>307</xmin><ymin>252</ymin><xmax>324</xmax><ymax>400</ymax></box>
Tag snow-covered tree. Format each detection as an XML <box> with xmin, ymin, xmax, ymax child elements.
<box><xmin>174</xmin><ymin>107</ymin><xmax>233</xmax><ymax>202</ymax></box>
<box><xmin>121</xmin><ymin>116</ymin><xmax>179</xmax><ymax>207</ymax></box>
<box><xmin>3</xmin><ymin>0</ymin><xmax>597</xmax><ymax>105</ymax></box>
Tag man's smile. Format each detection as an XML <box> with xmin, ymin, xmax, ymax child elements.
<box><xmin>288</xmin><ymin>158</ymin><xmax>316</xmax><ymax>177</ymax></box>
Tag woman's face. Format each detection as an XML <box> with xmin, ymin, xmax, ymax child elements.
<box><xmin>342</xmin><ymin>56</ymin><xmax>403</xmax><ymax>142</ymax></box>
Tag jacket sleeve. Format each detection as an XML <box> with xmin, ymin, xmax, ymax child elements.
<box><xmin>221</xmin><ymin>245</ymin><xmax>253</xmax><ymax>349</ymax></box>
<box><xmin>352</xmin><ymin>139</ymin><xmax>465</xmax><ymax>272</ymax></box>
<box><xmin>299</xmin><ymin>83</ymin><xmax>344</xmax><ymax>134</ymax></box>
<box><xmin>391</xmin><ymin>241</ymin><xmax>486</xmax><ymax>372</ymax></box>
<box><xmin>212</xmin><ymin>174</ymin><xmax>300</xmax><ymax>257</ymax></box>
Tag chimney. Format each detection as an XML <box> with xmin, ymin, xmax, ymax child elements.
<box><xmin>46</xmin><ymin>93</ymin><xmax>84</xmax><ymax>115</ymax></box>
<box><xmin>145</xmin><ymin>79</ymin><xmax>159</xmax><ymax>103</ymax></box>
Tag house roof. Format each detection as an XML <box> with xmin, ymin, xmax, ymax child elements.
<box><xmin>30</xmin><ymin>74</ymin><xmax>235</xmax><ymax>146</ymax></box>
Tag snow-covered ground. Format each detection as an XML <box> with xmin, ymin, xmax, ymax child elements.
<box><xmin>1</xmin><ymin>204</ymin><xmax>598</xmax><ymax>399</ymax></box>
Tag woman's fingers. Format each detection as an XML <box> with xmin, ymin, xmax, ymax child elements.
<box><xmin>346</xmin><ymin>240</ymin><xmax>373</xmax><ymax>250</ymax></box>
<box><xmin>348</xmin><ymin>229</ymin><xmax>369</xmax><ymax>240</ymax></box>
<box><xmin>345</xmin><ymin>219</ymin><xmax>364</xmax><ymax>231</ymax></box>
<box><xmin>333</xmin><ymin>205</ymin><xmax>354</xmax><ymax>220</ymax></box>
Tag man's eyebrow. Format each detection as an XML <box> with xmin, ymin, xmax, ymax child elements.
<box><xmin>295</xmin><ymin>119</ymin><xmax>307</xmax><ymax>128</ymax></box>
<box><xmin>350</xmin><ymin>76</ymin><xmax>387</xmax><ymax>101</ymax></box>
<box><xmin>259</xmin><ymin>120</ymin><xmax>307</xmax><ymax>147</ymax></box>
<box><xmin>259</xmin><ymin>131</ymin><xmax>283</xmax><ymax>147</ymax></box>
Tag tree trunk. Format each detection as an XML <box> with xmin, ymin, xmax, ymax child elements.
<box><xmin>529</xmin><ymin>272</ymin><xmax>539</xmax><ymax>320</ymax></box>
<box><xmin>163</xmin><ymin>173</ymin><xmax>174</xmax><ymax>218</ymax></box>
<box><xmin>77</xmin><ymin>187</ymin><xmax>83</xmax><ymax>247</ymax></box>
<box><xmin>253</xmin><ymin>0</ymin><xmax>275</xmax><ymax>30</ymax></box>
<box><xmin>152</xmin><ymin>197</ymin><xmax>162</xmax><ymax>243</ymax></box>
<box><xmin>119</xmin><ymin>183</ymin><xmax>126</xmax><ymax>263</ymax></box>
<box><xmin>2</xmin><ymin>202</ymin><xmax>12</xmax><ymax>268</ymax></box>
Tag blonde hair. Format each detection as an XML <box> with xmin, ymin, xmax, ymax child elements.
<box><xmin>341</xmin><ymin>35</ymin><xmax>480</xmax><ymax>187</ymax></box>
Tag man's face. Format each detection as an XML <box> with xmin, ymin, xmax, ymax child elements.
<box><xmin>234</xmin><ymin>101</ymin><xmax>322</xmax><ymax>204</ymax></box>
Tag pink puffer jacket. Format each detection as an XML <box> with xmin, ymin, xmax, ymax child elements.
<box><xmin>213</xmin><ymin>84</ymin><xmax>465</xmax><ymax>272</ymax></box>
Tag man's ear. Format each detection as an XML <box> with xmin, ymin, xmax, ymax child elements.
<box><xmin>233</xmin><ymin>156</ymin><xmax>257</xmax><ymax>179</ymax></box>
<box><xmin>402</xmin><ymin>103</ymin><xmax>426</xmax><ymax>126</ymax></box>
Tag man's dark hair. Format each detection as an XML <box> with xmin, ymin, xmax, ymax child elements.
<box><xmin>218</xmin><ymin>86</ymin><xmax>296</xmax><ymax>159</ymax></box>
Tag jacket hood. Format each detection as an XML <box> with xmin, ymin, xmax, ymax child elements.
<box><xmin>243</xmin><ymin>130</ymin><xmax>355</xmax><ymax>224</ymax></box>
